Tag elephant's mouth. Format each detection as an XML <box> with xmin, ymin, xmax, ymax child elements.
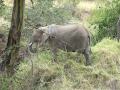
<box><xmin>28</xmin><ymin>42</ymin><xmax>37</xmax><ymax>53</ymax></box>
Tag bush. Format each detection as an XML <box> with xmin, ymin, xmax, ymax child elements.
<box><xmin>89</xmin><ymin>0</ymin><xmax>120</xmax><ymax>44</ymax></box>
<box><xmin>23</xmin><ymin>0</ymin><xmax>73</xmax><ymax>42</ymax></box>
<box><xmin>0</xmin><ymin>0</ymin><xmax>6</xmax><ymax>16</ymax></box>
<box><xmin>26</xmin><ymin>0</ymin><xmax>73</xmax><ymax>25</ymax></box>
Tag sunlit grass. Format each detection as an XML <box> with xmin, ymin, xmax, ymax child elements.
<box><xmin>78</xmin><ymin>0</ymin><xmax>96</xmax><ymax>11</ymax></box>
<box><xmin>1</xmin><ymin>38</ymin><xmax>120</xmax><ymax>90</ymax></box>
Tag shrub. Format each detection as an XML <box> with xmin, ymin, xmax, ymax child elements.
<box><xmin>89</xmin><ymin>0</ymin><xmax>120</xmax><ymax>44</ymax></box>
<box><xmin>23</xmin><ymin>0</ymin><xmax>73</xmax><ymax>41</ymax></box>
<box><xmin>0</xmin><ymin>0</ymin><xmax>6</xmax><ymax>16</ymax></box>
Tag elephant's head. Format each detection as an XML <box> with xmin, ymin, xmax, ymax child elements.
<box><xmin>28</xmin><ymin>26</ymin><xmax>49</xmax><ymax>53</ymax></box>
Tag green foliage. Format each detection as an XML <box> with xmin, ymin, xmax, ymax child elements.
<box><xmin>27</xmin><ymin>0</ymin><xmax>72</xmax><ymax>26</ymax></box>
<box><xmin>89</xmin><ymin>0</ymin><xmax>120</xmax><ymax>44</ymax></box>
<box><xmin>1</xmin><ymin>38</ymin><xmax>120</xmax><ymax>90</ymax></box>
<box><xmin>23</xmin><ymin>0</ymin><xmax>73</xmax><ymax>41</ymax></box>
<box><xmin>0</xmin><ymin>0</ymin><xmax>5</xmax><ymax>16</ymax></box>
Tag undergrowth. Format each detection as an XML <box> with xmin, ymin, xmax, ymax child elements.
<box><xmin>0</xmin><ymin>38</ymin><xmax>120</xmax><ymax>90</ymax></box>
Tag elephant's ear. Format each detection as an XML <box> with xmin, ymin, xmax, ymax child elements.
<box><xmin>36</xmin><ymin>29</ymin><xmax>44</xmax><ymax>35</ymax></box>
<box><xmin>38</xmin><ymin>26</ymin><xmax>48</xmax><ymax>33</ymax></box>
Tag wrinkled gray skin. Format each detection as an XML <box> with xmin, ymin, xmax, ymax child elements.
<box><xmin>28</xmin><ymin>24</ymin><xmax>91</xmax><ymax>65</ymax></box>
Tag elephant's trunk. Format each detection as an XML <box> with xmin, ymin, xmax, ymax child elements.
<box><xmin>28</xmin><ymin>42</ymin><xmax>37</xmax><ymax>53</ymax></box>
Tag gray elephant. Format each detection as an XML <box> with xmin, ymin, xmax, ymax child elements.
<box><xmin>28</xmin><ymin>24</ymin><xmax>91</xmax><ymax>65</ymax></box>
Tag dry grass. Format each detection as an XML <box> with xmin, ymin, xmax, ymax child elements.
<box><xmin>77</xmin><ymin>0</ymin><xmax>97</xmax><ymax>21</ymax></box>
<box><xmin>1</xmin><ymin>38</ymin><xmax>120</xmax><ymax>90</ymax></box>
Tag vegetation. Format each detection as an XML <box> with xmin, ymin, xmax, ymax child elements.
<box><xmin>1</xmin><ymin>38</ymin><xmax>120</xmax><ymax>90</ymax></box>
<box><xmin>1</xmin><ymin>0</ymin><xmax>25</xmax><ymax>76</ymax></box>
<box><xmin>0</xmin><ymin>0</ymin><xmax>5</xmax><ymax>16</ymax></box>
<box><xmin>89</xmin><ymin>0</ymin><xmax>120</xmax><ymax>44</ymax></box>
<box><xmin>0</xmin><ymin>0</ymin><xmax>120</xmax><ymax>90</ymax></box>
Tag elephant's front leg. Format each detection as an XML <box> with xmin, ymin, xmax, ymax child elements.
<box><xmin>49</xmin><ymin>39</ymin><xmax>58</xmax><ymax>63</ymax></box>
<box><xmin>51</xmin><ymin>48</ymin><xmax>58</xmax><ymax>63</ymax></box>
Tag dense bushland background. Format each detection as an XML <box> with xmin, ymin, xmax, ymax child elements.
<box><xmin>0</xmin><ymin>0</ymin><xmax>120</xmax><ymax>90</ymax></box>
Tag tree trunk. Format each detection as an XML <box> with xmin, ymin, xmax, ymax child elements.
<box><xmin>1</xmin><ymin>0</ymin><xmax>25</xmax><ymax>76</ymax></box>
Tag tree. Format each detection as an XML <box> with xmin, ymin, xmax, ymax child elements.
<box><xmin>0</xmin><ymin>0</ymin><xmax>25</xmax><ymax>76</ymax></box>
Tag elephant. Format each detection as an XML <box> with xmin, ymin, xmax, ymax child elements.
<box><xmin>28</xmin><ymin>24</ymin><xmax>91</xmax><ymax>65</ymax></box>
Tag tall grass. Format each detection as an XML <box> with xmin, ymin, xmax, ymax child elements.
<box><xmin>0</xmin><ymin>38</ymin><xmax>120</xmax><ymax>90</ymax></box>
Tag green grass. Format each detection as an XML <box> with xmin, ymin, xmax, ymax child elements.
<box><xmin>1</xmin><ymin>38</ymin><xmax>120</xmax><ymax>90</ymax></box>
